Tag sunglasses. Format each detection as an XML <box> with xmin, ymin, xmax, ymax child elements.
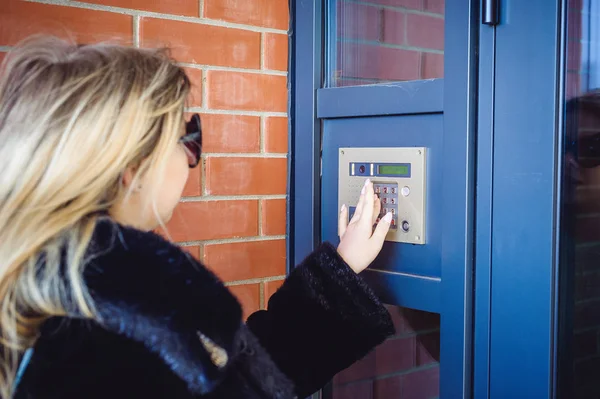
<box><xmin>179</xmin><ymin>113</ymin><xmax>202</xmax><ymax>168</ymax></box>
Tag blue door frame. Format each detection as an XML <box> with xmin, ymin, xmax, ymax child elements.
<box><xmin>289</xmin><ymin>0</ymin><xmax>565</xmax><ymax>397</ymax></box>
<box><xmin>477</xmin><ymin>0</ymin><xmax>564</xmax><ymax>398</ymax></box>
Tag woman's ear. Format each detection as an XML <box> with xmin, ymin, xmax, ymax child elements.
<box><xmin>121</xmin><ymin>166</ymin><xmax>136</xmax><ymax>189</ymax></box>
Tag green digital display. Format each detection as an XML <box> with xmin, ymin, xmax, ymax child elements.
<box><xmin>378</xmin><ymin>164</ymin><xmax>409</xmax><ymax>176</ymax></box>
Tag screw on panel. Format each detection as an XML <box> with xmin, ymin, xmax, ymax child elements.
<box><xmin>418</xmin><ymin>150</ymin><xmax>422</xmax><ymax>155</ymax></box>
<box><xmin>415</xmin><ymin>236</ymin><xmax>420</xmax><ymax>241</ymax></box>
<box><xmin>341</xmin><ymin>150</ymin><xmax>345</xmax><ymax>155</ymax></box>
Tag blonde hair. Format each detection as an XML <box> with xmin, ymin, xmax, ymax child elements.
<box><xmin>0</xmin><ymin>36</ymin><xmax>190</xmax><ymax>397</ymax></box>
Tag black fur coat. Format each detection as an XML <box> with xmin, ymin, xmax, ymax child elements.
<box><xmin>14</xmin><ymin>220</ymin><xmax>395</xmax><ymax>398</ymax></box>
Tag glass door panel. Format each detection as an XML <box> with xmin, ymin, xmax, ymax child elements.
<box><xmin>331</xmin><ymin>306</ymin><xmax>440</xmax><ymax>399</ymax></box>
<box><xmin>558</xmin><ymin>1</ymin><xmax>600</xmax><ymax>398</ymax></box>
<box><xmin>330</xmin><ymin>0</ymin><xmax>445</xmax><ymax>86</ymax></box>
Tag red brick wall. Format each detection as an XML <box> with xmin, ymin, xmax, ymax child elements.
<box><xmin>334</xmin><ymin>0</ymin><xmax>444</xmax><ymax>86</ymax></box>
<box><xmin>0</xmin><ymin>0</ymin><xmax>289</xmax><ymax>319</ymax></box>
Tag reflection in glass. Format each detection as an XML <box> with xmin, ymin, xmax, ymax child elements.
<box><xmin>330</xmin><ymin>0</ymin><xmax>445</xmax><ymax>87</ymax></box>
<box><xmin>559</xmin><ymin>1</ymin><xmax>600</xmax><ymax>398</ymax></box>
<box><xmin>328</xmin><ymin>306</ymin><xmax>440</xmax><ymax>399</ymax></box>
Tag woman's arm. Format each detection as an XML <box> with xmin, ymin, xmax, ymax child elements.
<box><xmin>246</xmin><ymin>242</ymin><xmax>394</xmax><ymax>398</ymax></box>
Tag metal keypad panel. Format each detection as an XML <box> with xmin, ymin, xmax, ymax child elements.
<box><xmin>374</xmin><ymin>183</ymin><xmax>399</xmax><ymax>229</ymax></box>
<box><xmin>338</xmin><ymin>147</ymin><xmax>426</xmax><ymax>245</ymax></box>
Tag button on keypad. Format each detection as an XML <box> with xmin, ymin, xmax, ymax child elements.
<box><xmin>374</xmin><ymin>182</ymin><xmax>399</xmax><ymax>229</ymax></box>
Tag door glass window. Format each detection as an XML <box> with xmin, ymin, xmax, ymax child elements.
<box><xmin>558</xmin><ymin>0</ymin><xmax>600</xmax><ymax>397</ymax></box>
<box><xmin>330</xmin><ymin>0</ymin><xmax>445</xmax><ymax>87</ymax></box>
<box><xmin>329</xmin><ymin>305</ymin><xmax>440</xmax><ymax>399</ymax></box>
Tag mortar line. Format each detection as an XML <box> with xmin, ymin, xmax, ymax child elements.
<box><xmin>178</xmin><ymin>235</ymin><xmax>286</xmax><ymax>246</ymax></box>
<box><xmin>133</xmin><ymin>16</ymin><xmax>140</xmax><ymax>47</ymax></box>
<box><xmin>180</xmin><ymin>194</ymin><xmax>286</xmax><ymax>202</ymax></box>
<box><xmin>176</xmin><ymin>63</ymin><xmax>287</xmax><ymax>76</ymax></box>
<box><xmin>27</xmin><ymin>0</ymin><xmax>289</xmax><ymax>34</ymax></box>
<box><xmin>225</xmin><ymin>276</ymin><xmax>287</xmax><ymax>287</ymax></box>
<box><xmin>184</xmin><ymin>108</ymin><xmax>287</xmax><ymax>117</ymax></box>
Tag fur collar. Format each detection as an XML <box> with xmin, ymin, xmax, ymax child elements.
<box><xmin>82</xmin><ymin>218</ymin><xmax>243</xmax><ymax>395</ymax></box>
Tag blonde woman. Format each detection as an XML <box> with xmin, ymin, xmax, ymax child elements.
<box><xmin>0</xmin><ymin>36</ymin><xmax>395</xmax><ymax>399</ymax></box>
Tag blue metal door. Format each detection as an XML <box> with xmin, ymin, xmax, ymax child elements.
<box><xmin>292</xmin><ymin>0</ymin><xmax>567</xmax><ymax>398</ymax></box>
<box><xmin>292</xmin><ymin>1</ymin><xmax>478</xmax><ymax>397</ymax></box>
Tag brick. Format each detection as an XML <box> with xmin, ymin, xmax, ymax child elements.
<box><xmin>264</xmin><ymin>117</ymin><xmax>288</xmax><ymax>153</ymax></box>
<box><xmin>264</xmin><ymin>279</ymin><xmax>284</xmax><ymax>304</ymax></box>
<box><xmin>204</xmin><ymin>0</ymin><xmax>289</xmax><ymax>30</ymax></box>
<box><xmin>422</xmin><ymin>52</ymin><xmax>444</xmax><ymax>79</ymax></box>
<box><xmin>574</xmin><ymin>330</ymin><xmax>598</xmax><ymax>359</ymax></box>
<box><xmin>203</xmin><ymin>240</ymin><xmax>286</xmax><ymax>282</ymax></box>
<box><xmin>338</xmin><ymin>43</ymin><xmax>420</xmax><ymax>81</ymax></box>
<box><xmin>404</xmin><ymin>308</ymin><xmax>440</xmax><ymax>331</ymax></box>
<box><xmin>406</xmin><ymin>14</ymin><xmax>444</xmax><ymax>51</ymax></box>
<box><xmin>206</xmin><ymin>71</ymin><xmax>287</xmax><ymax>112</ymax></box>
<box><xmin>334</xmin><ymin>350</ymin><xmax>377</xmax><ymax>384</ymax></box>
<box><xmin>401</xmin><ymin>367</ymin><xmax>440</xmax><ymax>399</ymax></box>
<box><xmin>206</xmin><ymin>157</ymin><xmax>287</xmax><ymax>195</ymax></box>
<box><xmin>261</xmin><ymin>199</ymin><xmax>286</xmax><ymax>236</ymax></box>
<box><xmin>382</xmin><ymin>9</ymin><xmax>405</xmax><ymax>45</ymax></box>
<box><xmin>416</xmin><ymin>331</ymin><xmax>440</xmax><ymax>365</ymax></box>
<box><xmin>424</xmin><ymin>0</ymin><xmax>445</xmax><ymax>14</ymax></box>
<box><xmin>375</xmin><ymin>337</ymin><xmax>416</xmax><ymax>375</ymax></box>
<box><xmin>566</xmin><ymin>76</ymin><xmax>580</xmax><ymax>100</ymax></box>
<box><xmin>332</xmin><ymin>380</ymin><xmax>373</xmax><ymax>399</ymax></box>
<box><xmin>575</xmin><ymin>356</ymin><xmax>600</xmax><ymax>389</ymax></box>
<box><xmin>385</xmin><ymin>305</ymin><xmax>440</xmax><ymax>334</ymax></box>
<box><xmin>0</xmin><ymin>1</ymin><xmax>133</xmax><ymax>46</ymax></box>
<box><xmin>183</xmin><ymin>68</ymin><xmax>203</xmax><ymax>108</ymax></box>
<box><xmin>568</xmin><ymin>11</ymin><xmax>582</xmax><ymax>42</ymax></box>
<box><xmin>374</xmin><ymin>375</ymin><xmax>402</xmax><ymax>398</ymax></box>
<box><xmin>181</xmin><ymin>245</ymin><xmax>201</xmax><ymax>259</ymax></box>
<box><xmin>181</xmin><ymin>161</ymin><xmax>201</xmax><ymax>196</ymax></box>
<box><xmin>576</xmin><ymin>245</ymin><xmax>600</xmax><ymax>272</ymax></box>
<box><xmin>576</xmin><ymin>382</ymin><xmax>600</xmax><ymax>399</ymax></box>
<box><xmin>576</xmin><ymin>271</ymin><xmax>600</xmax><ymax>301</ymax></box>
<box><xmin>576</xmin><ymin>185</ymin><xmax>600</xmax><ymax>215</ymax></box>
<box><xmin>263</xmin><ymin>33</ymin><xmax>288</xmax><ymax>71</ymax></box>
<box><xmin>228</xmin><ymin>284</ymin><xmax>260</xmax><ymax>320</ymax></box>
<box><xmin>163</xmin><ymin>200</ymin><xmax>258</xmax><ymax>241</ymax></box>
<box><xmin>337</xmin><ymin>2</ymin><xmax>380</xmax><ymax>41</ymax></box>
<box><xmin>368</xmin><ymin>0</ymin><xmax>424</xmax><ymax>10</ymax></box>
<box><xmin>570</xmin><ymin>0</ymin><xmax>583</xmax><ymax>12</ymax></box>
<box><xmin>205</xmin><ymin>157</ymin><xmax>287</xmax><ymax>195</ymax></box>
<box><xmin>567</xmin><ymin>40</ymin><xmax>582</xmax><ymax>71</ymax></box>
<box><xmin>140</xmin><ymin>18</ymin><xmax>260</xmax><ymax>68</ymax></box>
<box><xmin>386</xmin><ymin>305</ymin><xmax>409</xmax><ymax>333</ymax></box>
<box><xmin>200</xmin><ymin>114</ymin><xmax>261</xmax><ymax>153</ymax></box>
<box><xmin>576</xmin><ymin>215</ymin><xmax>600</xmax><ymax>243</ymax></box>
<box><xmin>574</xmin><ymin>299</ymin><xmax>600</xmax><ymax>329</ymax></box>
<box><xmin>78</xmin><ymin>0</ymin><xmax>199</xmax><ymax>16</ymax></box>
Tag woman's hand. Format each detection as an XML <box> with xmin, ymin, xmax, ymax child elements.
<box><xmin>337</xmin><ymin>179</ymin><xmax>392</xmax><ymax>274</ymax></box>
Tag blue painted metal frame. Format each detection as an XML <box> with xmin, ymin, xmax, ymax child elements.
<box><xmin>295</xmin><ymin>0</ymin><xmax>479</xmax><ymax>397</ymax></box>
<box><xmin>317</xmin><ymin>79</ymin><xmax>444</xmax><ymax>118</ymax></box>
<box><xmin>473</xmin><ymin>12</ymin><xmax>496</xmax><ymax>399</ymax></box>
<box><xmin>487</xmin><ymin>0</ymin><xmax>561</xmax><ymax>397</ymax></box>
<box><xmin>321</xmin><ymin>113</ymin><xmax>444</xmax><ymax>313</ymax></box>
<box><xmin>289</xmin><ymin>0</ymin><xmax>323</xmax><ymax>269</ymax></box>
<box><xmin>440</xmin><ymin>1</ymin><xmax>478</xmax><ymax>397</ymax></box>
<box><xmin>554</xmin><ymin>1</ymin><xmax>569</xmax><ymax>396</ymax></box>
<box><xmin>324</xmin><ymin>0</ymin><xmax>336</xmax><ymax>88</ymax></box>
<box><xmin>318</xmin><ymin>1</ymin><xmax>478</xmax><ymax>397</ymax></box>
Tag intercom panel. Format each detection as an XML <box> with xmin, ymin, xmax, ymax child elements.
<box><xmin>338</xmin><ymin>147</ymin><xmax>427</xmax><ymax>245</ymax></box>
